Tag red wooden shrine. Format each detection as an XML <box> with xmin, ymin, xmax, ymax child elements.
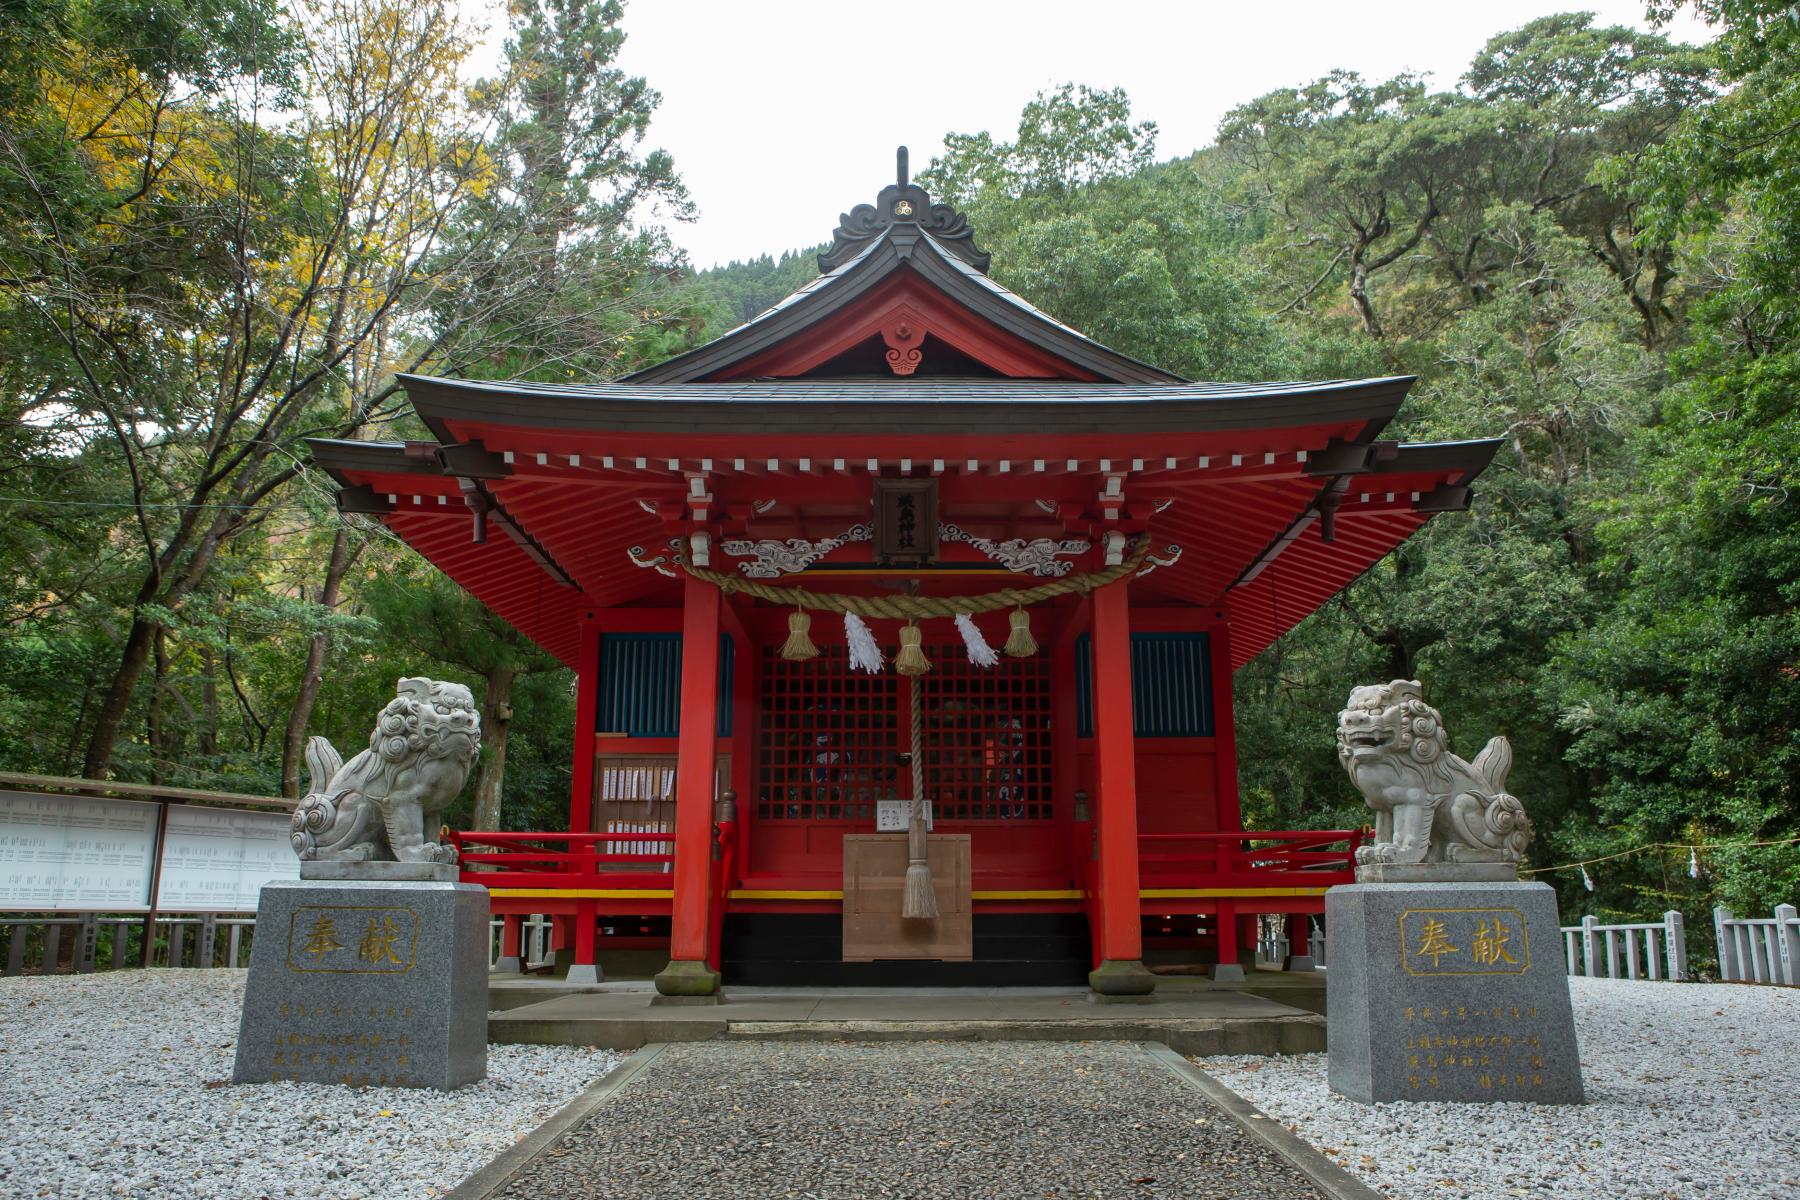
<box><xmin>310</xmin><ymin>152</ymin><xmax>1499</xmax><ymax>994</ymax></box>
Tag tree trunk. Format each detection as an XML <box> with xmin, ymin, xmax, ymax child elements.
<box><xmin>1348</xmin><ymin>256</ymin><xmax>1378</xmax><ymax>338</ymax></box>
<box><xmin>198</xmin><ymin>646</ymin><xmax>220</xmax><ymax>759</ymax></box>
<box><xmin>471</xmin><ymin>663</ymin><xmax>517</xmax><ymax>831</ymax></box>
<box><xmin>279</xmin><ymin>529</ymin><xmax>354</xmax><ymax>798</ymax></box>
<box><xmin>82</xmin><ymin>607</ymin><xmax>160</xmax><ymax>779</ymax></box>
<box><xmin>147</xmin><ymin>627</ymin><xmax>169</xmax><ymax>784</ymax></box>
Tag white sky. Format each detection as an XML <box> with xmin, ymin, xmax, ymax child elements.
<box><xmin>469</xmin><ymin>1</ymin><xmax>1714</xmax><ymax>269</ymax></box>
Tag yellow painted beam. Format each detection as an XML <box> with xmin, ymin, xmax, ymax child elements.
<box><xmin>1139</xmin><ymin>887</ymin><xmax>1328</xmax><ymax>899</ymax></box>
<box><xmin>488</xmin><ymin>888</ymin><xmax>674</xmax><ymax>899</ymax></box>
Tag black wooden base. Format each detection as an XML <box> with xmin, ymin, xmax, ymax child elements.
<box><xmin>721</xmin><ymin>912</ymin><xmax>1091</xmax><ymax>987</ymax></box>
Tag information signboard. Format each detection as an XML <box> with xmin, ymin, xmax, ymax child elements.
<box><xmin>157</xmin><ymin>804</ymin><xmax>298</xmax><ymax>912</ymax></box>
<box><xmin>0</xmin><ymin>790</ymin><xmax>157</xmax><ymax>910</ymax></box>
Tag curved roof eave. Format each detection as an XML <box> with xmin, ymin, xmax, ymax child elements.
<box><xmin>395</xmin><ymin>372</ymin><xmax>1419</xmax><ymax>437</ymax></box>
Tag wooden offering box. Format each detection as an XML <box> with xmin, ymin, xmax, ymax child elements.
<box><xmin>842</xmin><ymin>834</ymin><xmax>972</xmax><ymax>962</ymax></box>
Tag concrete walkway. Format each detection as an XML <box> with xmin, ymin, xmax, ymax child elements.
<box><xmin>488</xmin><ymin>974</ymin><xmax>1327</xmax><ymax>1055</ymax></box>
<box><xmin>452</xmin><ymin>1040</ymin><xmax>1374</xmax><ymax>1200</ymax></box>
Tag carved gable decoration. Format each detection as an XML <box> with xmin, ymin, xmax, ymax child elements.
<box><xmin>871</xmin><ymin>478</ymin><xmax>938</xmax><ymax>565</ymax></box>
<box><xmin>820</xmin><ymin>147</ymin><xmax>991</xmax><ymax>274</ymax></box>
<box><xmin>880</xmin><ymin>308</ymin><xmax>926</xmax><ymax>376</ymax></box>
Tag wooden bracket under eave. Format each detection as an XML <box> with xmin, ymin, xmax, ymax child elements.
<box><xmin>335</xmin><ymin>484</ymin><xmax>393</xmax><ymax>515</ymax></box>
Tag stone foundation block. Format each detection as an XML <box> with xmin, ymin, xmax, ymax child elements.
<box><xmin>232</xmin><ymin>879</ymin><xmax>488</xmax><ymax>1090</ymax></box>
<box><xmin>1326</xmin><ymin>881</ymin><xmax>1583</xmax><ymax>1104</ymax></box>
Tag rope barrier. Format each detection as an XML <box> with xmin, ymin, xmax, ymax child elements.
<box><xmin>677</xmin><ymin>535</ymin><xmax>1154</xmax><ymax>618</ymax></box>
<box><xmin>1520</xmin><ymin>833</ymin><xmax>1800</xmax><ymax>877</ymax></box>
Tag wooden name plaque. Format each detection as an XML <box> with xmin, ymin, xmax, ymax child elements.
<box><xmin>841</xmin><ymin>833</ymin><xmax>972</xmax><ymax>962</ymax></box>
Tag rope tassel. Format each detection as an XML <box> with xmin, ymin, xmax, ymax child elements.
<box><xmin>895</xmin><ymin>621</ymin><xmax>931</xmax><ymax>676</ymax></box>
<box><xmin>1003</xmin><ymin>606</ymin><xmax>1037</xmax><ymax>657</ymax></box>
<box><xmin>955</xmin><ymin>612</ymin><xmax>999</xmax><ymax>668</ymax></box>
<box><xmin>781</xmin><ymin>608</ymin><xmax>820</xmax><ymax>661</ymax></box>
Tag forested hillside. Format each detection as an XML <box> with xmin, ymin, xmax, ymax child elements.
<box><xmin>2</xmin><ymin>2</ymin><xmax>1793</xmax><ymax>923</ymax></box>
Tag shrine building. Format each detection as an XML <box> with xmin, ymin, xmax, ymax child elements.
<box><xmin>308</xmin><ymin>153</ymin><xmax>1498</xmax><ymax>997</ymax></box>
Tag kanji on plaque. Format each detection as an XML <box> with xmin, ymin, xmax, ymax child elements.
<box><xmin>285</xmin><ymin>905</ymin><xmax>419</xmax><ymax>974</ymax></box>
<box><xmin>1398</xmin><ymin>907</ymin><xmax>1531</xmax><ymax>976</ymax></box>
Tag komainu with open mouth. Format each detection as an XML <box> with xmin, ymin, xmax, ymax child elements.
<box><xmin>1336</xmin><ymin>679</ymin><xmax>1532</xmax><ymax>868</ymax></box>
<box><xmin>290</xmin><ymin>677</ymin><xmax>481</xmax><ymax>865</ymax></box>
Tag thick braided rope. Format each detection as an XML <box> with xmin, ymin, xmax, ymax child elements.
<box><xmin>909</xmin><ymin>677</ymin><xmax>925</xmax><ymax>822</ymax></box>
<box><xmin>679</xmin><ymin>535</ymin><xmax>1153</xmax><ymax>617</ymax></box>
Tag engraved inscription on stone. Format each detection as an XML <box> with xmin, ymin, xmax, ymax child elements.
<box><xmin>1398</xmin><ymin>1002</ymin><xmax>1552</xmax><ymax>1094</ymax></box>
<box><xmin>1398</xmin><ymin>907</ymin><xmax>1530</xmax><ymax>976</ymax></box>
<box><xmin>264</xmin><ymin>1000</ymin><xmax>422</xmax><ymax>1087</ymax></box>
<box><xmin>286</xmin><ymin>905</ymin><xmax>419</xmax><ymax>974</ymax></box>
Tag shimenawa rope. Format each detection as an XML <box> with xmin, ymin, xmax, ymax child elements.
<box><xmin>677</xmin><ymin>535</ymin><xmax>1153</xmax><ymax>618</ymax></box>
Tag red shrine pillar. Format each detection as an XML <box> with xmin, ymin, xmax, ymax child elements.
<box><xmin>1087</xmin><ymin>579</ymin><xmax>1155</xmax><ymax>997</ymax></box>
<box><xmin>655</xmin><ymin>575</ymin><xmax>723</xmax><ymax>998</ymax></box>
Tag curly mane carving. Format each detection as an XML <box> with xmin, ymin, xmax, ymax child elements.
<box><xmin>290</xmin><ymin>677</ymin><xmax>481</xmax><ymax>865</ymax></box>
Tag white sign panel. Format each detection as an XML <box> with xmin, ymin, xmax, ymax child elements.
<box><xmin>0</xmin><ymin>790</ymin><xmax>157</xmax><ymax>910</ymax></box>
<box><xmin>156</xmin><ymin>804</ymin><xmax>298</xmax><ymax>912</ymax></box>
<box><xmin>875</xmin><ymin>799</ymin><xmax>933</xmax><ymax>833</ymax></box>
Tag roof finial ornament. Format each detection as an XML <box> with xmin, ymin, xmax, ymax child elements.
<box><xmin>818</xmin><ymin>148</ymin><xmax>990</xmax><ymax>275</ymax></box>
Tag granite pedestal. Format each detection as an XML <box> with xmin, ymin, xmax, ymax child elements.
<box><xmin>232</xmin><ymin>879</ymin><xmax>489</xmax><ymax>1090</ymax></box>
<box><xmin>1326</xmin><ymin>880</ymin><xmax>1583</xmax><ymax>1104</ymax></box>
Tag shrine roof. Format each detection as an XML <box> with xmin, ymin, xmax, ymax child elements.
<box><xmin>627</xmin><ymin>157</ymin><xmax>1182</xmax><ymax>384</ymax></box>
<box><xmin>397</xmin><ymin>372</ymin><xmax>1417</xmax><ymax>437</ymax></box>
<box><xmin>304</xmin><ymin>150</ymin><xmax>1506</xmax><ymax>672</ymax></box>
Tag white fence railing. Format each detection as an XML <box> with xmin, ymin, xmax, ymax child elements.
<box><xmin>1254</xmin><ymin>916</ymin><xmax>1327</xmax><ymax>968</ymax></box>
<box><xmin>1714</xmin><ymin>904</ymin><xmax>1800</xmax><ymax>985</ymax></box>
<box><xmin>487</xmin><ymin>914</ymin><xmax>558</xmax><ymax>972</ymax></box>
<box><xmin>1561</xmin><ymin>912</ymin><xmax>1688</xmax><ymax>981</ymax></box>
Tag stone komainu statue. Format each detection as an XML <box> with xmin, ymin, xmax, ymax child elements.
<box><xmin>291</xmin><ymin>678</ymin><xmax>481</xmax><ymax>864</ymax></box>
<box><xmin>1336</xmin><ymin>680</ymin><xmax>1532</xmax><ymax>868</ymax></box>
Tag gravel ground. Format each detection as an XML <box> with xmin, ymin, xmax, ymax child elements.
<box><xmin>499</xmin><ymin>1039</ymin><xmax>1326</xmax><ymax>1200</ymax></box>
<box><xmin>1202</xmin><ymin>976</ymin><xmax>1800</xmax><ymax>1200</ymax></box>
<box><xmin>0</xmin><ymin>970</ymin><xmax>617</xmax><ymax>1200</ymax></box>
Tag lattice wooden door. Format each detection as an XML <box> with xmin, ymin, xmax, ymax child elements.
<box><xmin>752</xmin><ymin>639</ymin><xmax>1054</xmax><ymax>876</ymax></box>
<box><xmin>916</xmin><ymin>641</ymin><xmax>1053</xmax><ymax>823</ymax></box>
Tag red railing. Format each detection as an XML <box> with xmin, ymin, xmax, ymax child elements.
<box><xmin>454</xmin><ymin>818</ymin><xmax>742</xmax><ymax>972</ymax></box>
<box><xmin>449</xmin><ymin>830</ymin><xmax>676</xmax><ymax>890</ymax></box>
<box><xmin>450</xmin><ymin>826</ymin><xmax>1357</xmax><ymax>897</ymax></box>
<box><xmin>1138</xmin><ymin>829</ymin><xmax>1364</xmax><ymax>889</ymax></box>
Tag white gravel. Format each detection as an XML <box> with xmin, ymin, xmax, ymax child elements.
<box><xmin>1201</xmin><ymin>976</ymin><xmax>1800</xmax><ymax>1200</ymax></box>
<box><xmin>0</xmin><ymin>969</ymin><xmax>617</xmax><ymax>1200</ymax></box>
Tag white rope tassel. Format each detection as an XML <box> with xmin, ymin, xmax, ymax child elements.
<box><xmin>1580</xmin><ymin>864</ymin><xmax>1595</xmax><ymax>892</ymax></box>
<box><xmin>844</xmin><ymin>611</ymin><xmax>884</xmax><ymax>673</ymax></box>
<box><xmin>1688</xmin><ymin>847</ymin><xmax>1700</xmax><ymax>879</ymax></box>
<box><xmin>955</xmin><ymin>612</ymin><xmax>999</xmax><ymax>668</ymax></box>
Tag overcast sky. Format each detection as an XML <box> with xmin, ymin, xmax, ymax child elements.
<box><xmin>478</xmin><ymin>1</ymin><xmax>1713</xmax><ymax>269</ymax></box>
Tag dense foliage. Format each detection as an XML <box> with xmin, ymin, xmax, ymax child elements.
<box><xmin>1</xmin><ymin>4</ymin><xmax>1793</xmax><ymax>930</ymax></box>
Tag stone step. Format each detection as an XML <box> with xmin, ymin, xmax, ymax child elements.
<box><xmin>488</xmin><ymin>1009</ymin><xmax>1325</xmax><ymax>1056</ymax></box>
<box><xmin>485</xmin><ymin>981</ymin><xmax>1327</xmax><ymax>1056</ymax></box>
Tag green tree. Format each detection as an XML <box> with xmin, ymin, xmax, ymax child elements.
<box><xmin>1543</xmin><ymin>0</ymin><xmax>1800</xmax><ymax>916</ymax></box>
<box><xmin>443</xmin><ymin>0</ymin><xmax>697</xmax><ymax>382</ymax></box>
<box><xmin>920</xmin><ymin>83</ymin><xmax>1157</xmax><ymax>214</ymax></box>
